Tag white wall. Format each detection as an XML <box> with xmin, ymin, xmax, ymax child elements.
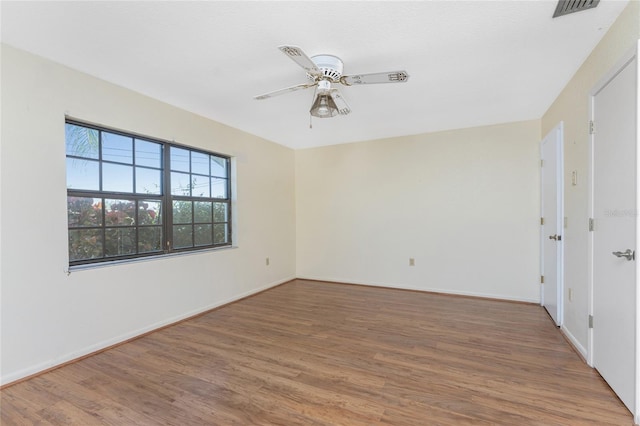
<box><xmin>296</xmin><ymin>120</ymin><xmax>541</xmax><ymax>302</ymax></box>
<box><xmin>0</xmin><ymin>45</ymin><xmax>297</xmax><ymax>385</ymax></box>
<box><xmin>542</xmin><ymin>0</ymin><xmax>640</xmax><ymax>355</ymax></box>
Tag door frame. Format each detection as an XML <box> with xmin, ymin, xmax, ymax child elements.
<box><xmin>587</xmin><ymin>40</ymin><xmax>640</xmax><ymax>422</ymax></box>
<box><xmin>540</xmin><ymin>122</ymin><xmax>564</xmax><ymax>326</ymax></box>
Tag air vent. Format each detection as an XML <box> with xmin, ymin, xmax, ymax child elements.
<box><xmin>553</xmin><ymin>0</ymin><xmax>600</xmax><ymax>18</ymax></box>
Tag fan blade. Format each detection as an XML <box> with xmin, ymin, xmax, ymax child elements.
<box><xmin>254</xmin><ymin>82</ymin><xmax>317</xmax><ymax>100</ymax></box>
<box><xmin>330</xmin><ymin>89</ymin><xmax>351</xmax><ymax>115</ymax></box>
<box><xmin>278</xmin><ymin>45</ymin><xmax>322</xmax><ymax>77</ymax></box>
<box><xmin>340</xmin><ymin>71</ymin><xmax>409</xmax><ymax>86</ymax></box>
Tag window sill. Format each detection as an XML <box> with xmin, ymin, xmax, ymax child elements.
<box><xmin>66</xmin><ymin>245</ymin><xmax>239</xmax><ymax>274</ymax></box>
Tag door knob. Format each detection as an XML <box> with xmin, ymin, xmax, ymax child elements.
<box><xmin>612</xmin><ymin>249</ymin><xmax>635</xmax><ymax>261</ymax></box>
<box><xmin>548</xmin><ymin>234</ymin><xmax>561</xmax><ymax>241</ymax></box>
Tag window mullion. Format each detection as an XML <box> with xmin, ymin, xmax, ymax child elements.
<box><xmin>100</xmin><ymin>198</ymin><xmax>106</xmax><ymax>259</ymax></box>
<box><xmin>164</xmin><ymin>143</ymin><xmax>172</xmax><ymax>253</ymax></box>
<box><xmin>98</xmin><ymin>129</ymin><xmax>103</xmax><ymax>191</ymax></box>
<box><xmin>189</xmin><ymin>151</ymin><xmax>194</xmax><ymax>248</ymax></box>
<box><xmin>132</xmin><ymin>139</ymin><xmax>137</xmax><ymax>194</ymax></box>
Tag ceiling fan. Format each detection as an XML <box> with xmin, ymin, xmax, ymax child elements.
<box><xmin>254</xmin><ymin>45</ymin><xmax>409</xmax><ymax>120</ymax></box>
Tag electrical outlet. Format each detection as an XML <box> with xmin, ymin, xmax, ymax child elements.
<box><xmin>266</xmin><ymin>257</ymin><xmax>270</xmax><ymax>266</ymax></box>
<box><xmin>409</xmin><ymin>258</ymin><xmax>415</xmax><ymax>266</ymax></box>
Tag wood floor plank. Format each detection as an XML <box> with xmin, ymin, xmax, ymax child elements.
<box><xmin>0</xmin><ymin>279</ymin><xmax>634</xmax><ymax>425</ymax></box>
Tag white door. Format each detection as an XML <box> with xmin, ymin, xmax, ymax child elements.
<box><xmin>591</xmin><ymin>48</ymin><xmax>637</xmax><ymax>415</ymax></box>
<box><xmin>541</xmin><ymin>123</ymin><xmax>564</xmax><ymax>326</ymax></box>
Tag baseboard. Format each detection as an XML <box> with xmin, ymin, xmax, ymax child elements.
<box><xmin>0</xmin><ymin>276</ymin><xmax>295</xmax><ymax>387</ymax></box>
<box><xmin>296</xmin><ymin>275</ymin><xmax>539</xmax><ymax>304</ymax></box>
<box><xmin>560</xmin><ymin>325</ymin><xmax>588</xmax><ymax>361</ymax></box>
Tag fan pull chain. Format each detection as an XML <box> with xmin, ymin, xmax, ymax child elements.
<box><xmin>309</xmin><ymin>114</ymin><xmax>313</xmax><ymax>129</ymax></box>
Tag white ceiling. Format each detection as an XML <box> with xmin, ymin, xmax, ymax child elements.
<box><xmin>0</xmin><ymin>1</ymin><xmax>629</xmax><ymax>149</ymax></box>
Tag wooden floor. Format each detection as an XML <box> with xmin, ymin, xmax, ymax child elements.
<box><xmin>1</xmin><ymin>279</ymin><xmax>633</xmax><ymax>425</ymax></box>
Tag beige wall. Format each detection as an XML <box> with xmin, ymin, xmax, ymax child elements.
<box><xmin>0</xmin><ymin>45</ymin><xmax>296</xmax><ymax>384</ymax></box>
<box><xmin>541</xmin><ymin>0</ymin><xmax>640</xmax><ymax>354</ymax></box>
<box><xmin>296</xmin><ymin>120</ymin><xmax>541</xmax><ymax>302</ymax></box>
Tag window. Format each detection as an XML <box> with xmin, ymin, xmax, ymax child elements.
<box><xmin>66</xmin><ymin>121</ymin><xmax>231</xmax><ymax>266</ymax></box>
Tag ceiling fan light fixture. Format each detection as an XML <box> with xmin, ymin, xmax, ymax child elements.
<box><xmin>310</xmin><ymin>80</ymin><xmax>338</xmax><ymax>118</ymax></box>
<box><xmin>310</xmin><ymin>93</ymin><xmax>339</xmax><ymax>118</ymax></box>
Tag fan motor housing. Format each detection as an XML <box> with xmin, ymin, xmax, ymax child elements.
<box><xmin>308</xmin><ymin>54</ymin><xmax>344</xmax><ymax>82</ymax></box>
